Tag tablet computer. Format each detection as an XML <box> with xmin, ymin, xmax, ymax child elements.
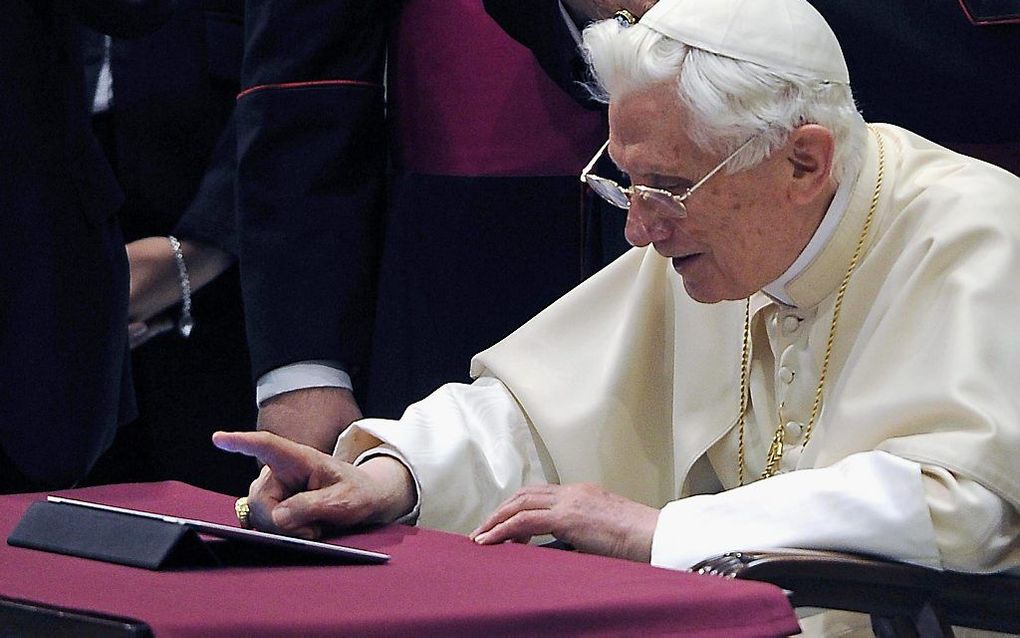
<box><xmin>45</xmin><ymin>496</ymin><xmax>389</xmax><ymax>565</ymax></box>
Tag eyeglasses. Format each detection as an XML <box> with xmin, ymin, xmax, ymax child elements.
<box><xmin>579</xmin><ymin>136</ymin><xmax>756</xmax><ymax>218</ymax></box>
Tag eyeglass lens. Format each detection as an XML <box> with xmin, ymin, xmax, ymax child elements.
<box><xmin>586</xmin><ymin>175</ymin><xmax>631</xmax><ymax>209</ymax></box>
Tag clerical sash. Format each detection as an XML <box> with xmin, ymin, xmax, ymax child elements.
<box><xmin>389</xmin><ymin>0</ymin><xmax>607</xmax><ymax>176</ymax></box>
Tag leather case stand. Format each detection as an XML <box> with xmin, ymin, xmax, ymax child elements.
<box><xmin>7</xmin><ymin>501</ymin><xmax>217</xmax><ymax>570</ymax></box>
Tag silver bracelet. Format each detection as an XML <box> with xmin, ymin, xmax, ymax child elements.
<box><xmin>167</xmin><ymin>235</ymin><xmax>194</xmax><ymax>338</ymax></box>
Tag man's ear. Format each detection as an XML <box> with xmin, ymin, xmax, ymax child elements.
<box><xmin>786</xmin><ymin>124</ymin><xmax>834</xmax><ymax>205</ymax></box>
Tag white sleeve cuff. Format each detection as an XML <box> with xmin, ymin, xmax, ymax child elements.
<box><xmin>343</xmin><ymin>377</ymin><xmax>549</xmax><ymax>534</ymax></box>
<box><xmin>255</xmin><ymin>361</ymin><xmax>352</xmax><ymax>407</ymax></box>
<box><xmin>651</xmin><ymin>451</ymin><xmax>942</xmax><ymax>571</ymax></box>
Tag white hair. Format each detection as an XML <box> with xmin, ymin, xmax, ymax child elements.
<box><xmin>581</xmin><ymin>19</ymin><xmax>867</xmax><ymax>184</ymax></box>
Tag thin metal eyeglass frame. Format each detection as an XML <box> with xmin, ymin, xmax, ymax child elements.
<box><xmin>579</xmin><ymin>136</ymin><xmax>757</xmax><ymax>217</ymax></box>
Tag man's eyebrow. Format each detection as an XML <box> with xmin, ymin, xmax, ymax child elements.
<box><xmin>629</xmin><ymin>167</ymin><xmax>693</xmax><ymax>186</ymax></box>
<box><xmin>606</xmin><ymin>145</ymin><xmax>691</xmax><ymax>184</ymax></box>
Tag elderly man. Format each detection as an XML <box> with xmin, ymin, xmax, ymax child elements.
<box><xmin>215</xmin><ymin>0</ymin><xmax>1020</xmax><ymax>575</ymax></box>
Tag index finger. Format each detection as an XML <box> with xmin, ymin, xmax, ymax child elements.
<box><xmin>213</xmin><ymin>430</ymin><xmax>327</xmax><ymax>486</ymax></box>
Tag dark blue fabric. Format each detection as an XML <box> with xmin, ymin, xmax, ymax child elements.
<box><xmin>810</xmin><ymin>1</ymin><xmax>1020</xmax><ymax>144</ymax></box>
<box><xmin>366</xmin><ymin>173</ymin><xmax>622</xmax><ymax>417</ymax></box>
<box><xmin>0</xmin><ymin>0</ymin><xmax>172</xmax><ymax>491</ymax></box>
<box><xmin>79</xmin><ymin>1</ymin><xmax>257</xmax><ymax>495</ymax></box>
<box><xmin>237</xmin><ymin>0</ymin><xmax>390</xmax><ymax>382</ymax></box>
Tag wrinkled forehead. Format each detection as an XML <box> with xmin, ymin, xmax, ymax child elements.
<box><xmin>607</xmin><ymin>82</ymin><xmax>707</xmax><ymax>175</ymax></box>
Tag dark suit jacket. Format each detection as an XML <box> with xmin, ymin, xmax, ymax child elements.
<box><xmin>484</xmin><ymin>1</ymin><xmax>1020</xmax><ymax>145</ymax></box>
<box><xmin>99</xmin><ymin>0</ymin><xmax>241</xmax><ymax>244</ymax></box>
<box><xmin>0</xmin><ymin>0</ymin><xmax>171</xmax><ymax>491</ymax></box>
<box><xmin>235</xmin><ymin>0</ymin><xmax>390</xmax><ymax>383</ymax></box>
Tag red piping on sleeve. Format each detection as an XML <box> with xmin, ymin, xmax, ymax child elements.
<box><xmin>957</xmin><ymin>0</ymin><xmax>1020</xmax><ymax>25</ymax></box>
<box><xmin>237</xmin><ymin>79</ymin><xmax>381</xmax><ymax>101</ymax></box>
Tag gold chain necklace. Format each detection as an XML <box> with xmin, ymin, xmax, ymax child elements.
<box><xmin>737</xmin><ymin>127</ymin><xmax>885</xmax><ymax>485</ymax></box>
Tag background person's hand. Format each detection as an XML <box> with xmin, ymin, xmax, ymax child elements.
<box><xmin>562</xmin><ymin>0</ymin><xmax>657</xmax><ymax>21</ymax></box>
<box><xmin>127</xmin><ymin>317</ymin><xmax>174</xmax><ymax>349</ymax></box>
<box><xmin>470</xmin><ymin>483</ymin><xmax>658</xmax><ymax>562</ymax></box>
<box><xmin>257</xmin><ymin>386</ymin><xmax>363</xmax><ymax>455</ymax></box>
<box><xmin>127</xmin><ymin>236</ymin><xmax>233</xmax><ymax>323</ymax></box>
<box><xmin>213</xmin><ymin>430</ymin><xmax>415</xmax><ymax>538</ymax></box>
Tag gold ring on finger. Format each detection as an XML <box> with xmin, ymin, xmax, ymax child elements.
<box><xmin>235</xmin><ymin>496</ymin><xmax>252</xmax><ymax>529</ymax></box>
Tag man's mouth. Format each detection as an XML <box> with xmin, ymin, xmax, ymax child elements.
<box><xmin>671</xmin><ymin>254</ymin><xmax>700</xmax><ymax>272</ymax></box>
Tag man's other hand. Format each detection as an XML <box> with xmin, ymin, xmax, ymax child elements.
<box><xmin>562</xmin><ymin>0</ymin><xmax>657</xmax><ymax>21</ymax></box>
<box><xmin>257</xmin><ymin>386</ymin><xmax>362</xmax><ymax>454</ymax></box>
<box><xmin>470</xmin><ymin>483</ymin><xmax>658</xmax><ymax>562</ymax></box>
<box><xmin>213</xmin><ymin>430</ymin><xmax>415</xmax><ymax>538</ymax></box>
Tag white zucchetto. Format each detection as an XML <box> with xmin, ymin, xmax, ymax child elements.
<box><xmin>639</xmin><ymin>0</ymin><xmax>850</xmax><ymax>85</ymax></box>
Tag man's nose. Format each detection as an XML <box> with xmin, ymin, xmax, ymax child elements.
<box><xmin>624</xmin><ymin>198</ymin><xmax>672</xmax><ymax>247</ymax></box>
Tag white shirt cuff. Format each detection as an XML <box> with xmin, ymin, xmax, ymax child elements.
<box><xmin>650</xmin><ymin>451</ymin><xmax>942</xmax><ymax>571</ymax></box>
<box><xmin>255</xmin><ymin>361</ymin><xmax>352</xmax><ymax>407</ymax></box>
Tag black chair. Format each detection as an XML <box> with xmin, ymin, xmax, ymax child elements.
<box><xmin>691</xmin><ymin>549</ymin><xmax>1020</xmax><ymax>637</ymax></box>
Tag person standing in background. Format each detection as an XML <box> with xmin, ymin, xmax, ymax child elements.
<box><xmin>0</xmin><ymin>0</ymin><xmax>172</xmax><ymax>493</ymax></box>
<box><xmin>77</xmin><ymin>0</ymin><xmax>258</xmax><ymax>495</ymax></box>
<box><xmin>236</xmin><ymin>0</ymin><xmax>622</xmax><ymax>468</ymax></box>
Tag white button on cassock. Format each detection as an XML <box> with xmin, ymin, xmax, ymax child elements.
<box><xmin>782</xmin><ymin>315</ymin><xmax>800</xmax><ymax>334</ymax></box>
<box><xmin>778</xmin><ymin>367</ymin><xmax>795</xmax><ymax>384</ymax></box>
<box><xmin>784</xmin><ymin>421</ymin><xmax>803</xmax><ymax>440</ymax></box>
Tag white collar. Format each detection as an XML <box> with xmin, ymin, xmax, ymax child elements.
<box><xmin>761</xmin><ymin>172</ymin><xmax>856</xmax><ymax>307</ymax></box>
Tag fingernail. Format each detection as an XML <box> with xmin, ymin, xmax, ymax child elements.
<box><xmin>474</xmin><ymin>533</ymin><xmax>488</xmax><ymax>544</ymax></box>
<box><xmin>273</xmin><ymin>506</ymin><xmax>293</xmax><ymax>528</ymax></box>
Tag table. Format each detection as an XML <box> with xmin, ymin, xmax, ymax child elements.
<box><xmin>1</xmin><ymin>482</ymin><xmax>800</xmax><ymax>636</ymax></box>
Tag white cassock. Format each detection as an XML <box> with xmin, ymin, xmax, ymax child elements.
<box><xmin>342</xmin><ymin>124</ymin><xmax>1020</xmax><ymax>574</ymax></box>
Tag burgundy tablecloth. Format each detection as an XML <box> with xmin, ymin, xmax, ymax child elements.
<box><xmin>1</xmin><ymin>482</ymin><xmax>800</xmax><ymax>636</ymax></box>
